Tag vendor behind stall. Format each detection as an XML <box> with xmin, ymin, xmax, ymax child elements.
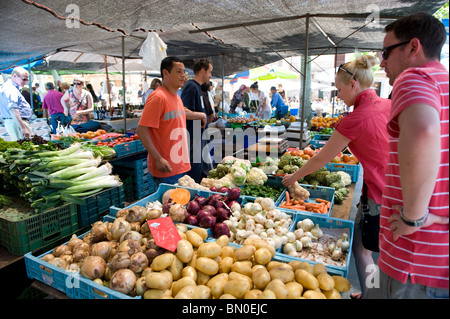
<box><xmin>270</xmin><ymin>86</ymin><xmax>289</xmax><ymax>119</ymax></box>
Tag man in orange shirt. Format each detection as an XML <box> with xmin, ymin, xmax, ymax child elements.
<box><xmin>137</xmin><ymin>56</ymin><xmax>206</xmax><ymax>185</ymax></box>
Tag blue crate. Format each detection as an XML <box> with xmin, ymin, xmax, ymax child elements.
<box><xmin>134</xmin><ymin>140</ymin><xmax>146</xmax><ymax>152</ymax></box>
<box><xmin>24</xmin><ymin>216</ymin><xmax>140</xmax><ymax>299</ymax></box>
<box><xmin>240</xmin><ymin>178</ymin><xmax>285</xmax><ymax>206</ymax></box>
<box><xmin>284</xmin><ymin>213</ymin><xmax>354</xmax><ymax>277</ymax></box>
<box><xmin>325</xmin><ymin>162</ymin><xmax>361</xmax><ymax>183</ymax></box>
<box><xmin>277</xmin><ymin>184</ymin><xmax>335</xmax><ymax>217</ymax></box>
<box><xmin>313</xmin><ymin>134</ymin><xmax>332</xmax><ymax>141</ymax></box>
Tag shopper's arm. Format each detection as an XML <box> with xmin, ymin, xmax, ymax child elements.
<box><xmin>61</xmin><ymin>91</ymin><xmax>70</xmax><ymax>116</ymax></box>
<box><xmin>282</xmin><ymin>130</ymin><xmax>350</xmax><ymax>186</ymax></box>
<box><xmin>184</xmin><ymin>107</ymin><xmax>206</xmax><ymax>128</ymax></box>
<box><xmin>11</xmin><ymin>108</ymin><xmax>31</xmax><ymax>138</ymax></box>
<box><xmin>137</xmin><ymin>124</ymin><xmax>172</xmax><ymax>173</ymax></box>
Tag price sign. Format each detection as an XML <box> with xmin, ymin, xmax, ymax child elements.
<box><xmin>147</xmin><ymin>217</ymin><xmax>181</xmax><ymax>252</ymax></box>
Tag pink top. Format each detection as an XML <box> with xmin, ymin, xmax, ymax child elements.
<box><xmin>379</xmin><ymin>61</ymin><xmax>449</xmax><ymax>289</ymax></box>
<box><xmin>42</xmin><ymin>89</ymin><xmax>64</xmax><ymax>115</ymax></box>
<box><xmin>67</xmin><ymin>88</ymin><xmax>90</xmax><ymax>125</ymax></box>
<box><xmin>335</xmin><ymin>89</ymin><xmax>391</xmax><ymax>204</ymax></box>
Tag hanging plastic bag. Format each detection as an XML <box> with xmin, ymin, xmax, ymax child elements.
<box><xmin>139</xmin><ymin>32</ymin><xmax>167</xmax><ymax>70</ymax></box>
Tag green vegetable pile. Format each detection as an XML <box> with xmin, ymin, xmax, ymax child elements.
<box><xmin>269</xmin><ymin>153</ymin><xmax>351</xmax><ymax>204</ymax></box>
<box><xmin>0</xmin><ymin>142</ymin><xmax>121</xmax><ymax>213</ymax></box>
<box><xmin>240</xmin><ymin>184</ymin><xmax>284</xmax><ymax>201</ymax></box>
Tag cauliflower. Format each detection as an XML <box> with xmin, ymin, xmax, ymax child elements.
<box><xmin>201</xmin><ymin>173</ymin><xmax>237</xmax><ymax>189</ymax></box>
<box><xmin>336</xmin><ymin>171</ymin><xmax>352</xmax><ymax>187</ymax></box>
<box><xmin>178</xmin><ymin>175</ymin><xmax>210</xmax><ymax>190</ymax></box>
<box><xmin>246</xmin><ymin>167</ymin><xmax>268</xmax><ymax>186</ymax></box>
<box><xmin>255</xmin><ymin>197</ymin><xmax>276</xmax><ymax>211</ymax></box>
<box><xmin>230</xmin><ymin>165</ymin><xmax>247</xmax><ymax>186</ymax></box>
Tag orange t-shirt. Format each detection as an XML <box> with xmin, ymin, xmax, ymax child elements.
<box><xmin>138</xmin><ymin>86</ymin><xmax>191</xmax><ymax>178</ymax></box>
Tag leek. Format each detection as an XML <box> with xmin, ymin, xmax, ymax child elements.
<box><xmin>72</xmin><ymin>163</ymin><xmax>113</xmax><ymax>182</ymax></box>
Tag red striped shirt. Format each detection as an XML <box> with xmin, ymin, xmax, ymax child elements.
<box><xmin>379</xmin><ymin>61</ymin><xmax>449</xmax><ymax>289</ymax></box>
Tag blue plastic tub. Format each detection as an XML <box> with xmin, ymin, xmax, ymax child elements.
<box><xmin>276</xmin><ymin>184</ymin><xmax>335</xmax><ymax>217</ymax></box>
<box><xmin>326</xmin><ymin>162</ymin><xmax>361</xmax><ymax>183</ymax></box>
<box><xmin>283</xmin><ymin>213</ymin><xmax>354</xmax><ymax>277</ymax></box>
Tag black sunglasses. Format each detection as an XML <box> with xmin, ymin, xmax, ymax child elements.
<box><xmin>339</xmin><ymin>64</ymin><xmax>356</xmax><ymax>81</ymax></box>
<box><xmin>73</xmin><ymin>81</ymin><xmax>83</xmax><ymax>85</ymax></box>
<box><xmin>381</xmin><ymin>40</ymin><xmax>410</xmax><ymax>60</ymax></box>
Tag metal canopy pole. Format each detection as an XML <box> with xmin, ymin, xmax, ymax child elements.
<box><xmin>333</xmin><ymin>47</ymin><xmax>338</xmax><ymax>116</ymax></box>
<box><xmin>299</xmin><ymin>14</ymin><xmax>310</xmax><ymax>149</ymax></box>
<box><xmin>221</xmin><ymin>53</ymin><xmax>224</xmax><ymax>117</ymax></box>
<box><xmin>122</xmin><ymin>36</ymin><xmax>127</xmax><ymax>132</ymax></box>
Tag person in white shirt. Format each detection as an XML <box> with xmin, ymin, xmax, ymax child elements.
<box><xmin>250</xmin><ymin>82</ymin><xmax>270</xmax><ymax>119</ymax></box>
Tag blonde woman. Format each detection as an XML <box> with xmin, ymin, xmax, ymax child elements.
<box><xmin>283</xmin><ymin>55</ymin><xmax>391</xmax><ymax>299</ymax></box>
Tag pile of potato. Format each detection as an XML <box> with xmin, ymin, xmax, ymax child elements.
<box><xmin>142</xmin><ymin>225</ymin><xmax>351</xmax><ymax>299</ymax></box>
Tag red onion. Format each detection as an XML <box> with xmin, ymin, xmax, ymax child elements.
<box><xmin>209</xmin><ymin>186</ymin><xmax>218</xmax><ymax>192</ymax></box>
<box><xmin>196</xmin><ymin>210</ymin><xmax>212</xmax><ymax>223</ymax></box>
<box><xmin>216</xmin><ymin>207</ymin><xmax>231</xmax><ymax>221</ymax></box>
<box><xmin>184</xmin><ymin>215</ymin><xmax>198</xmax><ymax>226</ymax></box>
<box><xmin>218</xmin><ymin>186</ymin><xmax>229</xmax><ymax>194</ymax></box>
<box><xmin>202</xmin><ymin>205</ymin><xmax>216</xmax><ymax>217</ymax></box>
<box><xmin>186</xmin><ymin>200</ymin><xmax>201</xmax><ymax>215</ymax></box>
<box><xmin>199</xmin><ymin>215</ymin><xmax>216</xmax><ymax>228</ymax></box>
<box><xmin>195</xmin><ymin>196</ymin><xmax>207</xmax><ymax>206</ymax></box>
<box><xmin>227</xmin><ymin>187</ymin><xmax>241</xmax><ymax>200</ymax></box>
<box><xmin>213</xmin><ymin>222</ymin><xmax>230</xmax><ymax>238</ymax></box>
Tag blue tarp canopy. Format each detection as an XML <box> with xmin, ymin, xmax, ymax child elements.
<box><xmin>0</xmin><ymin>0</ymin><xmax>446</xmax><ymax>75</ymax></box>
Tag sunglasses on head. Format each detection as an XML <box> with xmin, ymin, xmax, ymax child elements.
<box><xmin>339</xmin><ymin>64</ymin><xmax>356</xmax><ymax>81</ymax></box>
<box><xmin>381</xmin><ymin>40</ymin><xmax>410</xmax><ymax>60</ymax></box>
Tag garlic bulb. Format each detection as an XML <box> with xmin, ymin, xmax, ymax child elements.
<box><xmin>300</xmin><ymin>218</ymin><xmax>314</xmax><ymax>232</ymax></box>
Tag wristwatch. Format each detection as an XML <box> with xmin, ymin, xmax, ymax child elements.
<box><xmin>400</xmin><ymin>207</ymin><xmax>429</xmax><ymax>227</ymax></box>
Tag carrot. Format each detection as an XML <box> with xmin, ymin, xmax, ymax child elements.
<box><xmin>312</xmin><ymin>209</ymin><xmax>321</xmax><ymax>214</ymax></box>
<box><xmin>280</xmin><ymin>201</ymin><xmax>286</xmax><ymax>206</ymax></box>
<box><xmin>285</xmin><ymin>191</ymin><xmax>291</xmax><ymax>205</ymax></box>
<box><xmin>304</xmin><ymin>202</ymin><xmax>319</xmax><ymax>210</ymax></box>
<box><xmin>326</xmin><ymin>201</ymin><xmax>331</xmax><ymax>209</ymax></box>
<box><xmin>293</xmin><ymin>199</ymin><xmax>299</xmax><ymax>205</ymax></box>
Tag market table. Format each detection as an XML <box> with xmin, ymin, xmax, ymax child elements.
<box><xmin>100</xmin><ymin>117</ymin><xmax>140</xmax><ymax>131</ymax></box>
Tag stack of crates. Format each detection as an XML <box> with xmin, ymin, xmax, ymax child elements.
<box><xmin>112</xmin><ymin>153</ymin><xmax>157</xmax><ymax>200</ymax></box>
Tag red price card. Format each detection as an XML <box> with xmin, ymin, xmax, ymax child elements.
<box><xmin>147</xmin><ymin>217</ymin><xmax>182</xmax><ymax>252</ymax></box>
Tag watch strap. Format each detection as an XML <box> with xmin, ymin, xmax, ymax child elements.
<box><xmin>400</xmin><ymin>207</ymin><xmax>429</xmax><ymax>227</ymax></box>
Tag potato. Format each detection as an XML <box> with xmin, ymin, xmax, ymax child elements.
<box><xmin>171</xmin><ymin>276</ymin><xmax>196</xmax><ymax>296</ymax></box>
<box><xmin>312</xmin><ymin>263</ymin><xmax>327</xmax><ymax>277</ymax></box>
<box><xmin>269</xmin><ymin>267</ymin><xmax>295</xmax><ymax>284</ymax></box>
<box><xmin>266</xmin><ymin>261</ymin><xmax>293</xmax><ymax>271</ymax></box>
<box><xmin>231</xmin><ymin>261</ymin><xmax>253</xmax><ymax>278</ymax></box>
<box><xmin>245</xmin><ymin>289</ymin><xmax>263</xmax><ymax>299</ymax></box>
<box><xmin>185</xmin><ymin>230</ymin><xmax>203</xmax><ymax>247</ymax></box>
<box><xmin>187</xmin><ymin>252</ymin><xmax>197</xmax><ymax>268</ymax></box>
<box><xmin>196</xmin><ymin>257</ymin><xmax>219</xmax><ymax>276</ymax></box>
<box><xmin>251</xmin><ymin>264</ymin><xmax>266</xmax><ymax>273</ymax></box>
<box><xmin>291</xmin><ymin>261</ymin><xmax>313</xmax><ymax>273</ymax></box>
<box><xmin>254</xmin><ymin>248</ymin><xmax>272</xmax><ymax>265</ymax></box>
<box><xmin>168</xmin><ymin>256</ymin><xmax>184</xmax><ymax>280</ymax></box>
<box><xmin>265</xmin><ymin>279</ymin><xmax>288</xmax><ymax>299</ymax></box>
<box><xmin>176</xmin><ymin>223</ymin><xmax>188</xmax><ymax>233</ymax></box>
<box><xmin>317</xmin><ymin>273</ymin><xmax>335</xmax><ymax>291</ymax></box>
<box><xmin>216</xmin><ymin>235</ymin><xmax>229</xmax><ymax>247</ymax></box>
<box><xmin>196</xmin><ymin>271</ymin><xmax>211</xmax><ymax>285</ymax></box>
<box><xmin>220</xmin><ymin>293</ymin><xmax>237</xmax><ymax>299</ymax></box>
<box><xmin>323</xmin><ymin>288</ymin><xmax>342</xmax><ymax>299</ymax></box>
<box><xmin>210</xmin><ymin>278</ymin><xmax>228</xmax><ymax>299</ymax></box>
<box><xmin>181</xmin><ymin>266</ymin><xmax>197</xmax><ymax>281</ymax></box>
<box><xmin>143</xmin><ymin>288</ymin><xmax>171</xmax><ymax>299</ymax></box>
<box><xmin>223</xmin><ymin>279</ymin><xmax>251</xmax><ymax>299</ymax></box>
<box><xmin>206</xmin><ymin>273</ymin><xmax>228</xmax><ymax>288</ymax></box>
<box><xmin>295</xmin><ymin>269</ymin><xmax>319</xmax><ymax>290</ymax></box>
<box><xmin>303</xmin><ymin>289</ymin><xmax>327</xmax><ymax>299</ymax></box>
<box><xmin>248</xmin><ymin>239</ymin><xmax>276</xmax><ymax>258</ymax></box>
<box><xmin>331</xmin><ymin>275</ymin><xmax>351</xmax><ymax>293</ymax></box>
<box><xmin>219</xmin><ymin>256</ymin><xmax>234</xmax><ymax>273</ymax></box>
<box><xmin>151</xmin><ymin>253</ymin><xmax>175</xmax><ymax>271</ymax></box>
<box><xmin>252</xmin><ymin>267</ymin><xmax>271</xmax><ymax>290</ymax></box>
<box><xmin>145</xmin><ymin>271</ymin><xmax>173</xmax><ymax>290</ymax></box>
<box><xmin>221</xmin><ymin>246</ymin><xmax>235</xmax><ymax>259</ymax></box>
<box><xmin>195</xmin><ymin>285</ymin><xmax>212</xmax><ymax>299</ymax></box>
<box><xmin>259</xmin><ymin>289</ymin><xmax>277</xmax><ymax>299</ymax></box>
<box><xmin>197</xmin><ymin>242</ymin><xmax>221</xmax><ymax>258</ymax></box>
<box><xmin>285</xmin><ymin>282</ymin><xmax>303</xmax><ymax>299</ymax></box>
<box><xmin>174</xmin><ymin>285</ymin><xmax>197</xmax><ymax>299</ymax></box>
<box><xmin>234</xmin><ymin>245</ymin><xmax>256</xmax><ymax>261</ymax></box>
<box><xmin>191</xmin><ymin>227</ymin><xmax>208</xmax><ymax>240</ymax></box>
<box><xmin>229</xmin><ymin>272</ymin><xmax>252</xmax><ymax>286</ymax></box>
<box><xmin>176</xmin><ymin>239</ymin><xmax>194</xmax><ymax>263</ymax></box>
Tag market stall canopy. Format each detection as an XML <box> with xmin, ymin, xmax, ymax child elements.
<box><xmin>0</xmin><ymin>0</ymin><xmax>446</xmax><ymax>75</ymax></box>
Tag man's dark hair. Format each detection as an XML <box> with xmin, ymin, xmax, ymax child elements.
<box><xmin>193</xmin><ymin>58</ymin><xmax>211</xmax><ymax>74</ymax></box>
<box><xmin>45</xmin><ymin>82</ymin><xmax>55</xmax><ymax>90</ymax></box>
<box><xmin>385</xmin><ymin>12</ymin><xmax>446</xmax><ymax>60</ymax></box>
<box><xmin>160</xmin><ymin>56</ymin><xmax>183</xmax><ymax>80</ymax></box>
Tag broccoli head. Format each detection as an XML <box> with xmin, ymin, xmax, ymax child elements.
<box><xmin>329</xmin><ymin>182</ymin><xmax>343</xmax><ymax>190</ymax></box>
<box><xmin>291</xmin><ymin>156</ymin><xmax>306</xmax><ymax>167</ymax></box>
<box><xmin>334</xmin><ymin>187</ymin><xmax>350</xmax><ymax>203</ymax></box>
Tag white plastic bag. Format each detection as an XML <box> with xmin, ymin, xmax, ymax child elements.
<box><xmin>139</xmin><ymin>32</ymin><xmax>167</xmax><ymax>70</ymax></box>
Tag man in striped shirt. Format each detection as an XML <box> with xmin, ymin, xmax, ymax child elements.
<box><xmin>366</xmin><ymin>12</ymin><xmax>449</xmax><ymax>299</ymax></box>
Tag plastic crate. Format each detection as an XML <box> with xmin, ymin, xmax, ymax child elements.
<box><xmin>277</xmin><ymin>184</ymin><xmax>335</xmax><ymax>217</ymax></box>
<box><xmin>134</xmin><ymin>139</ymin><xmax>146</xmax><ymax>152</ymax></box>
<box><xmin>76</xmin><ymin>185</ymin><xmax>125</xmax><ymax>228</ymax></box>
<box><xmin>326</xmin><ymin>162</ymin><xmax>361</xmax><ymax>183</ymax></box>
<box><xmin>240</xmin><ymin>178</ymin><xmax>285</xmax><ymax>206</ymax></box>
<box><xmin>0</xmin><ymin>204</ymin><xmax>78</xmax><ymax>256</ymax></box>
<box><xmin>283</xmin><ymin>213</ymin><xmax>354</xmax><ymax>277</ymax></box>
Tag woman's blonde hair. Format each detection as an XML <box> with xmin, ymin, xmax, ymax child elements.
<box><xmin>337</xmin><ymin>55</ymin><xmax>378</xmax><ymax>88</ymax></box>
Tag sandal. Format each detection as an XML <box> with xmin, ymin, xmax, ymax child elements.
<box><xmin>351</xmin><ymin>292</ymin><xmax>362</xmax><ymax>299</ymax></box>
